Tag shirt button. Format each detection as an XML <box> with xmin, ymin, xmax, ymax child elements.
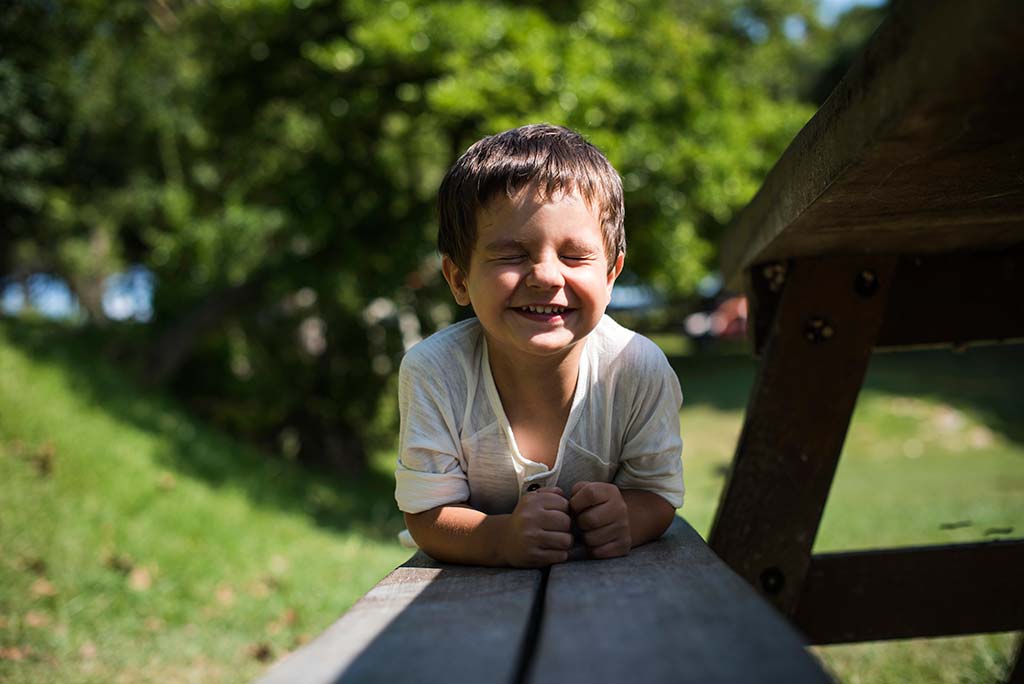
<box><xmin>526</xmin><ymin>483</ymin><xmax>541</xmax><ymax>492</ymax></box>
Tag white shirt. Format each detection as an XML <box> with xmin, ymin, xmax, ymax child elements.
<box><xmin>394</xmin><ymin>315</ymin><xmax>684</xmax><ymax>515</ymax></box>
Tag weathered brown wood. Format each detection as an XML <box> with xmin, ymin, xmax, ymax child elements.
<box><xmin>709</xmin><ymin>255</ymin><xmax>896</xmax><ymax>614</ymax></box>
<box><xmin>529</xmin><ymin>517</ymin><xmax>831</xmax><ymax>684</ymax></box>
<box><xmin>721</xmin><ymin>1</ymin><xmax>1024</xmax><ymax>287</ymax></box>
<box><xmin>750</xmin><ymin>247</ymin><xmax>1024</xmax><ymax>353</ymax></box>
<box><xmin>257</xmin><ymin>552</ymin><xmax>542</xmax><ymax>684</ymax></box>
<box><xmin>877</xmin><ymin>247</ymin><xmax>1024</xmax><ymax>349</ymax></box>
<box><xmin>793</xmin><ymin>541</ymin><xmax>1024</xmax><ymax>644</ymax></box>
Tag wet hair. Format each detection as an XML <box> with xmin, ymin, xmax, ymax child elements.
<box><xmin>437</xmin><ymin>124</ymin><xmax>625</xmax><ymax>272</ymax></box>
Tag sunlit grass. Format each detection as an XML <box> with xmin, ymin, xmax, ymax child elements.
<box><xmin>669</xmin><ymin>340</ymin><xmax>1024</xmax><ymax>684</ymax></box>
<box><xmin>2</xmin><ymin>323</ymin><xmax>1021</xmax><ymax>683</ymax></box>
<box><xmin>0</xmin><ymin>322</ymin><xmax>409</xmax><ymax>683</ymax></box>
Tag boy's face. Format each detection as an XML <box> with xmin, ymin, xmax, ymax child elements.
<box><xmin>442</xmin><ymin>185</ymin><xmax>623</xmax><ymax>365</ymax></box>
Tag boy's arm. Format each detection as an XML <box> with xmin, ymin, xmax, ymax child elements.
<box><xmin>569</xmin><ymin>482</ymin><xmax>676</xmax><ymax>559</ymax></box>
<box><xmin>405</xmin><ymin>487</ymin><xmax>573</xmax><ymax>568</ymax></box>
<box><xmin>622</xmin><ymin>488</ymin><xmax>677</xmax><ymax>545</ymax></box>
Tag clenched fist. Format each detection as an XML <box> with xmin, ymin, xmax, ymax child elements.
<box><xmin>569</xmin><ymin>481</ymin><xmax>631</xmax><ymax>559</ymax></box>
<box><xmin>503</xmin><ymin>487</ymin><xmax>573</xmax><ymax>567</ymax></box>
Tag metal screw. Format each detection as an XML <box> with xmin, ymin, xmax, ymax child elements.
<box><xmin>804</xmin><ymin>316</ymin><xmax>834</xmax><ymax>343</ymax></box>
<box><xmin>854</xmin><ymin>270</ymin><xmax>879</xmax><ymax>298</ymax></box>
<box><xmin>760</xmin><ymin>567</ymin><xmax>785</xmax><ymax>595</ymax></box>
<box><xmin>761</xmin><ymin>262</ymin><xmax>788</xmax><ymax>293</ymax></box>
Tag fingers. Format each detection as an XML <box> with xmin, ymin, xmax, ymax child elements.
<box><xmin>536</xmin><ymin>486</ymin><xmax>564</xmax><ymax>497</ymax></box>
<box><xmin>570</xmin><ymin>482</ymin><xmax>620</xmax><ymax>520</ymax></box>
<box><xmin>580</xmin><ymin>521</ymin><xmax>623</xmax><ymax>548</ymax></box>
<box><xmin>531</xmin><ymin>490</ymin><xmax>569</xmax><ymax>513</ymax></box>
<box><xmin>588</xmin><ymin>539</ymin><xmax>631</xmax><ymax>560</ymax></box>
<box><xmin>517</xmin><ymin>547</ymin><xmax>570</xmax><ymax>568</ymax></box>
<box><xmin>569</xmin><ymin>481</ymin><xmax>611</xmax><ymax>514</ymax></box>
<box><xmin>537</xmin><ymin>530</ymin><xmax>574</xmax><ymax>550</ymax></box>
<box><xmin>537</xmin><ymin>509</ymin><xmax>572</xmax><ymax>533</ymax></box>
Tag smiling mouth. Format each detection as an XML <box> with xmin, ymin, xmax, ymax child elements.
<box><xmin>516</xmin><ymin>305</ymin><xmax>571</xmax><ymax>315</ymax></box>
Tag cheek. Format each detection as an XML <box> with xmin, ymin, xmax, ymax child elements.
<box><xmin>571</xmin><ymin>271</ymin><xmax>614</xmax><ymax>303</ymax></box>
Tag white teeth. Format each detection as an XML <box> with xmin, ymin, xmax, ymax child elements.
<box><xmin>523</xmin><ymin>305</ymin><xmax>566</xmax><ymax>314</ymax></box>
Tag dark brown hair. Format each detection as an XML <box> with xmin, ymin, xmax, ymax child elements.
<box><xmin>437</xmin><ymin>124</ymin><xmax>625</xmax><ymax>272</ymax></box>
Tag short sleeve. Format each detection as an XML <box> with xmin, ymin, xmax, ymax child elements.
<box><xmin>394</xmin><ymin>351</ymin><xmax>471</xmax><ymax>514</ymax></box>
<box><xmin>613</xmin><ymin>344</ymin><xmax>685</xmax><ymax>509</ymax></box>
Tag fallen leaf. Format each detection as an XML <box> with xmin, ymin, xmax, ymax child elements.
<box><xmin>247</xmin><ymin>643</ymin><xmax>274</xmax><ymax>663</ymax></box>
<box><xmin>103</xmin><ymin>551</ymin><xmax>134</xmax><ymax>575</ymax></box>
<box><xmin>30</xmin><ymin>578</ymin><xmax>57</xmax><ymax>598</ymax></box>
<box><xmin>31</xmin><ymin>441</ymin><xmax>55</xmax><ymax>476</ymax></box>
<box><xmin>292</xmin><ymin>633</ymin><xmax>312</xmax><ymax>648</ymax></box>
<box><xmin>0</xmin><ymin>646</ymin><xmax>32</xmax><ymax>661</ymax></box>
<box><xmin>24</xmin><ymin>611</ymin><xmax>50</xmax><ymax>628</ymax></box>
<box><xmin>215</xmin><ymin>584</ymin><xmax>235</xmax><ymax>606</ymax></box>
<box><xmin>16</xmin><ymin>555</ymin><xmax>47</xmax><ymax>575</ymax></box>
<box><xmin>158</xmin><ymin>472</ymin><xmax>177</xmax><ymax>491</ymax></box>
<box><xmin>266</xmin><ymin>607</ymin><xmax>299</xmax><ymax>636</ymax></box>
<box><xmin>129</xmin><ymin>567</ymin><xmax>152</xmax><ymax>592</ymax></box>
<box><xmin>80</xmin><ymin>641</ymin><xmax>97</xmax><ymax>660</ymax></box>
<box><xmin>247</xmin><ymin>578</ymin><xmax>272</xmax><ymax>598</ymax></box>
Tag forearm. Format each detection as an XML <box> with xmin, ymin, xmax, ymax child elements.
<box><xmin>404</xmin><ymin>505</ymin><xmax>511</xmax><ymax>566</ymax></box>
<box><xmin>621</xmin><ymin>489</ymin><xmax>676</xmax><ymax>548</ymax></box>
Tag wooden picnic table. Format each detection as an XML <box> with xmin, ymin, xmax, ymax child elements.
<box><xmin>708</xmin><ymin>0</ymin><xmax>1024</xmax><ymax>678</ymax></box>
<box><xmin>258</xmin><ymin>518</ymin><xmax>831</xmax><ymax>684</ymax></box>
<box><xmin>256</xmin><ymin>2</ymin><xmax>1023</xmax><ymax>682</ymax></box>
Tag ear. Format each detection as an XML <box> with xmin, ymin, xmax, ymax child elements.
<box><xmin>606</xmin><ymin>252</ymin><xmax>625</xmax><ymax>294</ymax></box>
<box><xmin>441</xmin><ymin>255</ymin><xmax>472</xmax><ymax>307</ymax></box>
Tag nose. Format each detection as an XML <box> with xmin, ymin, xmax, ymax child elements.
<box><xmin>525</xmin><ymin>256</ymin><xmax>565</xmax><ymax>289</ymax></box>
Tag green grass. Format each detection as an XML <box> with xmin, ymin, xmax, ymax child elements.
<box><xmin>1</xmin><ymin>322</ymin><xmax>1022</xmax><ymax>683</ymax></box>
<box><xmin>0</xmin><ymin>321</ymin><xmax>409</xmax><ymax>683</ymax></box>
<box><xmin>669</xmin><ymin>345</ymin><xmax>1024</xmax><ymax>684</ymax></box>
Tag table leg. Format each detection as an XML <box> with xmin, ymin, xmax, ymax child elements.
<box><xmin>708</xmin><ymin>255</ymin><xmax>896</xmax><ymax>615</ymax></box>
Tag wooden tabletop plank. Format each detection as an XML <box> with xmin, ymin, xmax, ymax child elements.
<box><xmin>257</xmin><ymin>552</ymin><xmax>542</xmax><ymax>684</ymax></box>
<box><xmin>721</xmin><ymin>1</ymin><xmax>1024</xmax><ymax>286</ymax></box>
<box><xmin>529</xmin><ymin>518</ymin><xmax>832</xmax><ymax>684</ymax></box>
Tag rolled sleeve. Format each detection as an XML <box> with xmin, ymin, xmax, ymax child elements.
<box><xmin>395</xmin><ymin>458</ymin><xmax>469</xmax><ymax>514</ymax></box>
<box><xmin>394</xmin><ymin>351</ymin><xmax>471</xmax><ymax>514</ymax></box>
<box><xmin>614</xmin><ymin>352</ymin><xmax>685</xmax><ymax>509</ymax></box>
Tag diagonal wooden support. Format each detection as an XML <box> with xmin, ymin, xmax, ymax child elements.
<box><xmin>709</xmin><ymin>255</ymin><xmax>897</xmax><ymax>615</ymax></box>
<box><xmin>794</xmin><ymin>540</ymin><xmax>1024</xmax><ymax>643</ymax></box>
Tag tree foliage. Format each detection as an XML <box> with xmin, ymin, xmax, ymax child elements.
<box><xmin>1</xmin><ymin>0</ymin><xmax>884</xmax><ymax>470</ymax></box>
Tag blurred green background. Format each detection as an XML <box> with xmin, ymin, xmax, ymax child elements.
<box><xmin>2</xmin><ymin>0</ymin><xmax>1021</xmax><ymax>682</ymax></box>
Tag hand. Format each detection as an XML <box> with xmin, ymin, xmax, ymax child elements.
<box><xmin>570</xmin><ymin>481</ymin><xmax>631</xmax><ymax>559</ymax></box>
<box><xmin>504</xmin><ymin>487</ymin><xmax>573</xmax><ymax>568</ymax></box>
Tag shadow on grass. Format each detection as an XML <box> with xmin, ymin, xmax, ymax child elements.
<box><xmin>668</xmin><ymin>343</ymin><xmax>1024</xmax><ymax>447</ymax></box>
<box><xmin>0</xmin><ymin>319</ymin><xmax>405</xmax><ymax>543</ymax></box>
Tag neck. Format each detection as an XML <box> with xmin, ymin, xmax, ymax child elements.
<box><xmin>486</xmin><ymin>341</ymin><xmax>583</xmax><ymax>412</ymax></box>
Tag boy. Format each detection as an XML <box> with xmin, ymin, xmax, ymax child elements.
<box><xmin>395</xmin><ymin>124</ymin><xmax>683</xmax><ymax>568</ymax></box>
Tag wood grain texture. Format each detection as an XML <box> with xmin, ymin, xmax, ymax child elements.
<box><xmin>750</xmin><ymin>247</ymin><xmax>1024</xmax><ymax>353</ymax></box>
<box><xmin>709</xmin><ymin>256</ymin><xmax>896</xmax><ymax>614</ymax></box>
<box><xmin>720</xmin><ymin>1</ymin><xmax>1024</xmax><ymax>286</ymax></box>
<box><xmin>876</xmin><ymin>247</ymin><xmax>1024</xmax><ymax>348</ymax></box>
<box><xmin>257</xmin><ymin>552</ymin><xmax>542</xmax><ymax>684</ymax></box>
<box><xmin>794</xmin><ymin>541</ymin><xmax>1024</xmax><ymax>644</ymax></box>
<box><xmin>529</xmin><ymin>517</ymin><xmax>831</xmax><ymax>684</ymax></box>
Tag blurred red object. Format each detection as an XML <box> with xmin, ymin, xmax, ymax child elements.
<box><xmin>710</xmin><ymin>296</ymin><xmax>747</xmax><ymax>339</ymax></box>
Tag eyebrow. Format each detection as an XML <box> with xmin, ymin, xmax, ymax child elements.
<box><xmin>482</xmin><ymin>238</ymin><xmax>525</xmax><ymax>252</ymax></box>
<box><xmin>482</xmin><ymin>237</ymin><xmax>601</xmax><ymax>252</ymax></box>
